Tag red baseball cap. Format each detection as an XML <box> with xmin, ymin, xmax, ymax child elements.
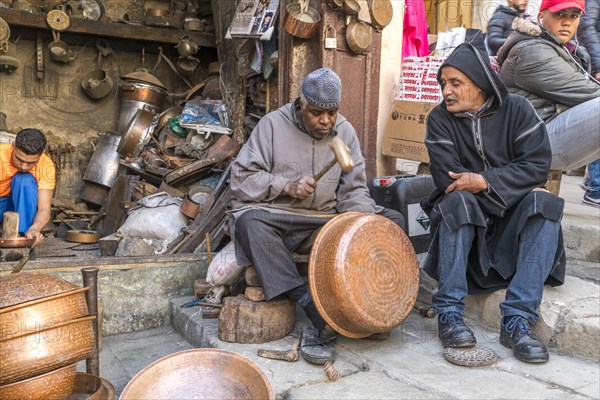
<box><xmin>540</xmin><ymin>0</ymin><xmax>586</xmax><ymax>14</ymax></box>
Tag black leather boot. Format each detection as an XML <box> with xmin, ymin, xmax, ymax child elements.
<box><xmin>500</xmin><ymin>316</ymin><xmax>549</xmax><ymax>363</ymax></box>
<box><xmin>438</xmin><ymin>311</ymin><xmax>476</xmax><ymax>348</ymax></box>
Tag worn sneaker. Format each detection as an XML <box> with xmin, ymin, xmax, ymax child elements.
<box><xmin>582</xmin><ymin>191</ymin><xmax>600</xmax><ymax>208</ymax></box>
<box><xmin>438</xmin><ymin>311</ymin><xmax>476</xmax><ymax>348</ymax></box>
<box><xmin>500</xmin><ymin>316</ymin><xmax>549</xmax><ymax>363</ymax></box>
<box><xmin>299</xmin><ymin>327</ymin><xmax>335</xmax><ymax>365</ymax></box>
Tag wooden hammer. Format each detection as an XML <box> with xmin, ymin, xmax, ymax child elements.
<box><xmin>313</xmin><ymin>136</ymin><xmax>355</xmax><ymax>183</ymax></box>
<box><xmin>257</xmin><ymin>335</ymin><xmax>302</xmax><ymax>362</ymax></box>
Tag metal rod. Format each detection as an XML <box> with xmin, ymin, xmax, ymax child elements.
<box><xmin>81</xmin><ymin>267</ymin><xmax>100</xmax><ymax>376</ymax></box>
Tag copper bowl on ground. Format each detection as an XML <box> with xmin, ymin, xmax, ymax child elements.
<box><xmin>0</xmin><ymin>287</ymin><xmax>89</xmax><ymax>336</ymax></box>
<box><xmin>71</xmin><ymin>372</ymin><xmax>115</xmax><ymax>400</ymax></box>
<box><xmin>0</xmin><ymin>363</ymin><xmax>77</xmax><ymax>400</ymax></box>
<box><xmin>0</xmin><ymin>272</ymin><xmax>80</xmax><ymax>309</ymax></box>
<box><xmin>309</xmin><ymin>212</ymin><xmax>419</xmax><ymax>338</ymax></box>
<box><xmin>120</xmin><ymin>349</ymin><xmax>275</xmax><ymax>400</ymax></box>
<box><xmin>0</xmin><ymin>316</ymin><xmax>96</xmax><ymax>385</ymax></box>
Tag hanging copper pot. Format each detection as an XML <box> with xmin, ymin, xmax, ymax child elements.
<box><xmin>346</xmin><ymin>19</ymin><xmax>372</xmax><ymax>54</ymax></box>
<box><xmin>283</xmin><ymin>3</ymin><xmax>321</xmax><ymax>39</ymax></box>
<box><xmin>368</xmin><ymin>0</ymin><xmax>393</xmax><ymax>31</ymax></box>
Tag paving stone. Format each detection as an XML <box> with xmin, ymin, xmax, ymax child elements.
<box><xmin>286</xmin><ymin>371</ymin><xmax>439</xmax><ymax>400</ymax></box>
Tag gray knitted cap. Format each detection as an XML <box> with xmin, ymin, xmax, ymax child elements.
<box><xmin>301</xmin><ymin>68</ymin><xmax>342</xmax><ymax>110</ymax></box>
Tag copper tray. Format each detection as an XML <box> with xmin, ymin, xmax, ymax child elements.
<box><xmin>120</xmin><ymin>349</ymin><xmax>274</xmax><ymax>400</ymax></box>
<box><xmin>309</xmin><ymin>212</ymin><xmax>419</xmax><ymax>338</ymax></box>
<box><xmin>0</xmin><ymin>237</ymin><xmax>36</xmax><ymax>248</ymax></box>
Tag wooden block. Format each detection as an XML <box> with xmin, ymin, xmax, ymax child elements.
<box><xmin>244</xmin><ymin>286</ymin><xmax>265</xmax><ymax>302</ymax></box>
<box><xmin>194</xmin><ymin>279</ymin><xmax>212</xmax><ymax>296</ymax></box>
<box><xmin>2</xmin><ymin>212</ymin><xmax>19</xmax><ymax>239</ymax></box>
<box><xmin>218</xmin><ymin>294</ymin><xmax>295</xmax><ymax>344</ymax></box>
<box><xmin>244</xmin><ymin>266</ymin><xmax>261</xmax><ymax>287</ymax></box>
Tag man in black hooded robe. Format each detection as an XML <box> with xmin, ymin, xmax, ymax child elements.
<box><xmin>421</xmin><ymin>43</ymin><xmax>566</xmax><ymax>363</ymax></box>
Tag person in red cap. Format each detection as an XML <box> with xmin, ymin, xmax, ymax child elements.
<box><xmin>498</xmin><ymin>0</ymin><xmax>600</xmax><ymax>184</ymax></box>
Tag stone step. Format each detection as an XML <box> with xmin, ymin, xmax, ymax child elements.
<box><xmin>419</xmin><ymin>270</ymin><xmax>600</xmax><ymax>360</ymax></box>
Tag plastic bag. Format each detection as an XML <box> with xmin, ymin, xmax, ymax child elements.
<box><xmin>206</xmin><ymin>241</ymin><xmax>244</xmax><ymax>286</ymax></box>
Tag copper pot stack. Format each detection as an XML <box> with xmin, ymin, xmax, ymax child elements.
<box><xmin>0</xmin><ymin>272</ymin><xmax>113</xmax><ymax>400</ymax></box>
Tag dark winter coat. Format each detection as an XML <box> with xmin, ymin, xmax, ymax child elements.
<box><xmin>487</xmin><ymin>5</ymin><xmax>526</xmax><ymax>55</ymax></box>
<box><xmin>577</xmin><ymin>0</ymin><xmax>600</xmax><ymax>74</ymax></box>
<box><xmin>422</xmin><ymin>43</ymin><xmax>566</xmax><ymax>294</ymax></box>
<box><xmin>498</xmin><ymin>19</ymin><xmax>600</xmax><ymax>122</ymax></box>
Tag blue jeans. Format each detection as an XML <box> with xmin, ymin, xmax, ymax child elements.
<box><xmin>433</xmin><ymin>215</ymin><xmax>560</xmax><ymax>323</ymax></box>
<box><xmin>546</xmin><ymin>97</ymin><xmax>600</xmax><ymax>170</ymax></box>
<box><xmin>586</xmin><ymin>158</ymin><xmax>600</xmax><ymax>193</ymax></box>
<box><xmin>0</xmin><ymin>172</ymin><xmax>38</xmax><ymax>233</ymax></box>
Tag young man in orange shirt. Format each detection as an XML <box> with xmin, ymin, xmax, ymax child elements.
<box><xmin>1</xmin><ymin>129</ymin><xmax>55</xmax><ymax>244</ymax></box>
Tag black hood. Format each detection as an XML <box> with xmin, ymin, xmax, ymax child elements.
<box><xmin>437</xmin><ymin>43</ymin><xmax>509</xmax><ymax>109</ymax></box>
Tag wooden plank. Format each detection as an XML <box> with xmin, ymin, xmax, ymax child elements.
<box><xmin>0</xmin><ymin>8</ymin><xmax>215</xmax><ymax>47</ymax></box>
<box><xmin>2</xmin><ymin>212</ymin><xmax>19</xmax><ymax>239</ymax></box>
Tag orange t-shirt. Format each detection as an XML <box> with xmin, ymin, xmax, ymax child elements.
<box><xmin>0</xmin><ymin>143</ymin><xmax>56</xmax><ymax>197</ymax></box>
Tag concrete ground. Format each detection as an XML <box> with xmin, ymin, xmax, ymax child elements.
<box><xmin>87</xmin><ymin>174</ymin><xmax>599</xmax><ymax>399</ymax></box>
<box><xmin>92</xmin><ymin>304</ymin><xmax>599</xmax><ymax>399</ymax></box>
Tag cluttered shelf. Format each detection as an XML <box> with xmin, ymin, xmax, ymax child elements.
<box><xmin>0</xmin><ymin>8</ymin><xmax>215</xmax><ymax>47</ymax></box>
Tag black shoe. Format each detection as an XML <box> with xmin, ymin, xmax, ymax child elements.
<box><xmin>500</xmin><ymin>316</ymin><xmax>549</xmax><ymax>363</ymax></box>
<box><xmin>438</xmin><ymin>311</ymin><xmax>476</xmax><ymax>348</ymax></box>
<box><xmin>320</xmin><ymin>324</ymin><xmax>337</xmax><ymax>343</ymax></box>
<box><xmin>299</xmin><ymin>327</ymin><xmax>335</xmax><ymax>365</ymax></box>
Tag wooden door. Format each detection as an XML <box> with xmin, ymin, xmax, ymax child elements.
<box><xmin>278</xmin><ymin>0</ymin><xmax>382</xmax><ymax>180</ymax></box>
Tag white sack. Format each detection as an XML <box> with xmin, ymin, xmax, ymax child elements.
<box><xmin>206</xmin><ymin>241</ymin><xmax>244</xmax><ymax>286</ymax></box>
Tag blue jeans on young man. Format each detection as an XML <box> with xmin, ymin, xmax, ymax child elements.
<box><xmin>546</xmin><ymin>97</ymin><xmax>600</xmax><ymax>171</ymax></box>
<box><xmin>0</xmin><ymin>172</ymin><xmax>38</xmax><ymax>233</ymax></box>
<box><xmin>432</xmin><ymin>215</ymin><xmax>560</xmax><ymax>323</ymax></box>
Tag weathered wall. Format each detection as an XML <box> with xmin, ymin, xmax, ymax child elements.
<box><xmin>0</xmin><ymin>20</ymin><xmax>215</xmax><ymax>199</ymax></box>
<box><xmin>0</xmin><ymin>255</ymin><xmax>208</xmax><ymax>335</ymax></box>
<box><xmin>376</xmin><ymin>0</ymin><xmax>405</xmax><ymax>177</ymax></box>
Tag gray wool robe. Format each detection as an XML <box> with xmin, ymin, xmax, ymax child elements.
<box><xmin>228</xmin><ymin>100</ymin><xmax>382</xmax><ymax>223</ymax></box>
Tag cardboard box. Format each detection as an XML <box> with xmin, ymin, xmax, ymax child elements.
<box><xmin>381</xmin><ymin>100</ymin><xmax>437</xmax><ymax>163</ymax></box>
<box><xmin>382</xmin><ymin>138</ymin><xmax>430</xmax><ymax>163</ymax></box>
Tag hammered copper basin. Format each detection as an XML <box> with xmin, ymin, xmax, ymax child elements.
<box><xmin>0</xmin><ymin>288</ymin><xmax>89</xmax><ymax>336</ymax></box>
<box><xmin>0</xmin><ymin>316</ymin><xmax>96</xmax><ymax>385</ymax></box>
<box><xmin>0</xmin><ymin>272</ymin><xmax>80</xmax><ymax>308</ymax></box>
<box><xmin>309</xmin><ymin>212</ymin><xmax>420</xmax><ymax>338</ymax></box>
<box><xmin>120</xmin><ymin>349</ymin><xmax>275</xmax><ymax>400</ymax></box>
<box><xmin>0</xmin><ymin>364</ymin><xmax>77</xmax><ymax>400</ymax></box>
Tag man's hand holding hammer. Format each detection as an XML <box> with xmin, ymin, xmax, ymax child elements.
<box><xmin>283</xmin><ymin>177</ymin><xmax>316</xmax><ymax>200</ymax></box>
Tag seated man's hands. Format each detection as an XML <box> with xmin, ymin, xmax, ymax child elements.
<box><xmin>283</xmin><ymin>176</ymin><xmax>316</xmax><ymax>200</ymax></box>
<box><xmin>445</xmin><ymin>171</ymin><xmax>488</xmax><ymax>194</ymax></box>
<box><xmin>25</xmin><ymin>228</ymin><xmax>44</xmax><ymax>245</ymax></box>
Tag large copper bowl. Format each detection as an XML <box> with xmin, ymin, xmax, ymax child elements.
<box><xmin>0</xmin><ymin>272</ymin><xmax>79</xmax><ymax>308</ymax></box>
<box><xmin>309</xmin><ymin>212</ymin><xmax>420</xmax><ymax>338</ymax></box>
<box><xmin>0</xmin><ymin>364</ymin><xmax>77</xmax><ymax>400</ymax></box>
<box><xmin>0</xmin><ymin>316</ymin><xmax>96</xmax><ymax>385</ymax></box>
<box><xmin>0</xmin><ymin>288</ymin><xmax>89</xmax><ymax>336</ymax></box>
<box><xmin>120</xmin><ymin>349</ymin><xmax>275</xmax><ymax>400</ymax></box>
